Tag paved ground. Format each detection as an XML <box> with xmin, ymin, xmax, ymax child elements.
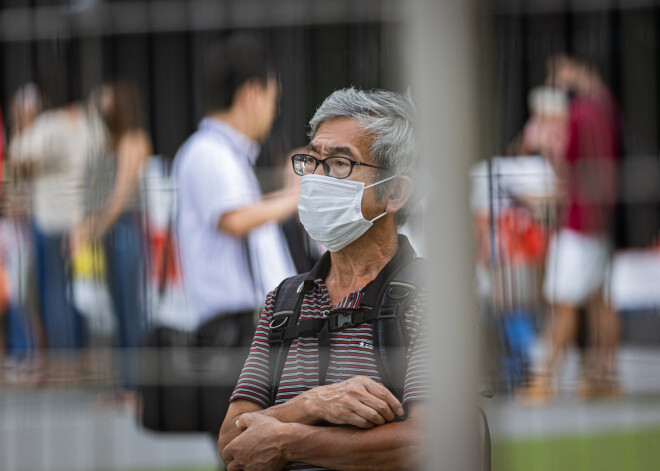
<box><xmin>484</xmin><ymin>393</ymin><xmax>660</xmax><ymax>441</ymax></box>
<box><xmin>0</xmin><ymin>388</ymin><xmax>218</xmax><ymax>471</ymax></box>
<box><xmin>483</xmin><ymin>345</ymin><xmax>660</xmax><ymax>441</ymax></box>
<box><xmin>2</xmin><ymin>344</ymin><xmax>660</xmax><ymax>471</ymax></box>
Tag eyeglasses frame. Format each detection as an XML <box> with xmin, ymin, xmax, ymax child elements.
<box><xmin>290</xmin><ymin>153</ymin><xmax>388</xmax><ymax>179</ymax></box>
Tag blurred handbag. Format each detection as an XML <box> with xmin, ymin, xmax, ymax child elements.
<box><xmin>139</xmin><ymin>311</ymin><xmax>253</xmax><ymax>434</ymax></box>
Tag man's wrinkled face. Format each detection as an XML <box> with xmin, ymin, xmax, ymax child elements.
<box><xmin>308</xmin><ymin>118</ymin><xmax>376</xmax><ymax>182</ymax></box>
<box><xmin>308</xmin><ymin>118</ymin><xmax>386</xmax><ymax>220</ymax></box>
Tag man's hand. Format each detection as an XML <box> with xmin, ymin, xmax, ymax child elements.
<box><xmin>221</xmin><ymin>413</ymin><xmax>290</xmax><ymax>471</ymax></box>
<box><xmin>301</xmin><ymin>376</ymin><xmax>404</xmax><ymax>428</ymax></box>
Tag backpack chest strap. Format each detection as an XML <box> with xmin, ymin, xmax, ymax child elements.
<box><xmin>269</xmin><ymin>307</ymin><xmax>393</xmax><ymax>344</ymax></box>
<box><xmin>267</xmin><ymin>253</ymin><xmax>423</xmax><ymax>404</ymax></box>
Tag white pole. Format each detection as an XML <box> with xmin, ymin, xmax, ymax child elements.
<box><xmin>404</xmin><ymin>0</ymin><xmax>481</xmax><ymax>469</ymax></box>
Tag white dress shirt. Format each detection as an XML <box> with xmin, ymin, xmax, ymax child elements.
<box><xmin>173</xmin><ymin>118</ymin><xmax>295</xmax><ymax>326</ymax></box>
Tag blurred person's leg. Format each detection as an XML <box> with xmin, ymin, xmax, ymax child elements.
<box><xmin>544</xmin><ymin>303</ymin><xmax>580</xmax><ymax>373</ymax></box>
<box><xmin>519</xmin><ymin>301</ymin><xmax>579</xmax><ymax>403</ymax></box>
<box><xmin>599</xmin><ymin>295</ymin><xmax>620</xmax><ymax>379</ymax></box>
<box><xmin>33</xmin><ymin>224</ymin><xmax>86</xmax><ymax>377</ymax></box>
<box><xmin>524</xmin><ymin>229</ymin><xmax>615</xmax><ymax>402</ymax></box>
<box><xmin>103</xmin><ymin>213</ymin><xmax>146</xmax><ymax>394</ymax></box>
<box><xmin>4</xmin><ymin>303</ymin><xmax>42</xmax><ymax>384</ymax></box>
<box><xmin>581</xmin><ymin>288</ymin><xmax>621</xmax><ymax>399</ymax></box>
<box><xmin>3</xmin><ymin>222</ymin><xmax>38</xmax><ymax>372</ymax></box>
<box><xmin>520</xmin><ymin>229</ymin><xmax>588</xmax><ymax>402</ymax></box>
<box><xmin>6</xmin><ymin>303</ymin><xmax>31</xmax><ymax>360</ymax></box>
<box><xmin>25</xmin><ymin>221</ymin><xmax>48</xmax><ymax>377</ymax></box>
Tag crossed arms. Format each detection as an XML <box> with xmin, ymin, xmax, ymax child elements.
<box><xmin>218</xmin><ymin>376</ymin><xmax>425</xmax><ymax>471</ymax></box>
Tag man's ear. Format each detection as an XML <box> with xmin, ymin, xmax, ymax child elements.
<box><xmin>384</xmin><ymin>176</ymin><xmax>414</xmax><ymax>214</ymax></box>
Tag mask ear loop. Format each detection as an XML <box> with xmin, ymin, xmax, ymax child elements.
<box><xmin>366</xmin><ymin>175</ymin><xmax>399</xmax><ymax>223</ymax></box>
<box><xmin>368</xmin><ymin>211</ymin><xmax>389</xmax><ymax>224</ymax></box>
<box><xmin>365</xmin><ymin>174</ymin><xmax>398</xmax><ymax>190</ymax></box>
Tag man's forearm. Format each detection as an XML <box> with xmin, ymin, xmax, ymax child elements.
<box><xmin>222</xmin><ymin>408</ymin><xmax>424</xmax><ymax>471</ymax></box>
<box><xmin>282</xmin><ymin>419</ymin><xmax>424</xmax><ymax>471</ymax></box>
<box><xmin>218</xmin><ymin>192</ymin><xmax>298</xmax><ymax>237</ymax></box>
<box><xmin>219</xmin><ymin>395</ymin><xmax>320</xmax><ymax>459</ymax></box>
<box><xmin>219</xmin><ymin>401</ymin><xmax>263</xmax><ymax>455</ymax></box>
<box><xmin>218</xmin><ymin>396</ymin><xmax>319</xmax><ymax>452</ymax></box>
<box><xmin>258</xmin><ymin>392</ymin><xmax>320</xmax><ymax>425</ymax></box>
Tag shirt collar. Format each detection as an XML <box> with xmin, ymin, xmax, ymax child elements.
<box><xmin>305</xmin><ymin>235</ymin><xmax>417</xmax><ymax>307</ymax></box>
<box><xmin>199</xmin><ymin>117</ymin><xmax>261</xmax><ymax>166</ymax></box>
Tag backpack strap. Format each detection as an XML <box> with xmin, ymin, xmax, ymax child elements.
<box><xmin>318</xmin><ymin>257</ymin><xmax>425</xmax><ymax>388</ymax></box>
<box><xmin>267</xmin><ymin>257</ymin><xmax>425</xmax><ymax>405</ymax></box>
<box><xmin>373</xmin><ymin>257</ymin><xmax>426</xmax><ymax>404</ymax></box>
<box><xmin>268</xmin><ymin>273</ymin><xmax>309</xmax><ymax>405</ymax></box>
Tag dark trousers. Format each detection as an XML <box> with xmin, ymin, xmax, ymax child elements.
<box><xmin>33</xmin><ymin>225</ymin><xmax>86</xmax><ymax>351</ymax></box>
<box><xmin>140</xmin><ymin>310</ymin><xmax>256</xmax><ymax>435</ymax></box>
<box><xmin>103</xmin><ymin>212</ymin><xmax>146</xmax><ymax>388</ymax></box>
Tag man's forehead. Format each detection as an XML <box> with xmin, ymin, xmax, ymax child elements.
<box><xmin>308</xmin><ymin>117</ymin><xmax>371</xmax><ymax>154</ymax></box>
<box><xmin>306</xmin><ymin>142</ymin><xmax>356</xmax><ymax>157</ymax></box>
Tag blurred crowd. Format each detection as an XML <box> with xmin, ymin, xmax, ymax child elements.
<box><xmin>474</xmin><ymin>53</ymin><xmax>660</xmax><ymax>403</ymax></box>
<box><xmin>0</xmin><ymin>71</ymin><xmax>152</xmax><ymax>402</ymax></box>
<box><xmin>0</xmin><ymin>35</ymin><xmax>327</xmax><ymax>415</ymax></box>
<box><xmin>0</xmin><ymin>42</ymin><xmax>656</xmax><ymax>414</ymax></box>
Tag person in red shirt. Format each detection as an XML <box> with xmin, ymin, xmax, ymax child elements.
<box><xmin>521</xmin><ymin>54</ymin><xmax>622</xmax><ymax>403</ymax></box>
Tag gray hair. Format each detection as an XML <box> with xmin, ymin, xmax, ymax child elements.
<box><xmin>308</xmin><ymin>88</ymin><xmax>418</xmax><ymax>226</ymax></box>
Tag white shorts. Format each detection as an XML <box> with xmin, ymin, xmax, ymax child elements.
<box><xmin>543</xmin><ymin>229</ymin><xmax>611</xmax><ymax>306</ymax></box>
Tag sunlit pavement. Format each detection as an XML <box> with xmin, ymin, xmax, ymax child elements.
<box><xmin>483</xmin><ymin>345</ymin><xmax>660</xmax><ymax>440</ymax></box>
<box><xmin>0</xmin><ymin>388</ymin><xmax>218</xmax><ymax>471</ymax></box>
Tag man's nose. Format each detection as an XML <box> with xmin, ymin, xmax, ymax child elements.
<box><xmin>313</xmin><ymin>163</ymin><xmax>325</xmax><ymax>175</ymax></box>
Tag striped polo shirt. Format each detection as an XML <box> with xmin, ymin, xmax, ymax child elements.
<box><xmin>230</xmin><ymin>236</ymin><xmax>430</xmax><ymax>470</ymax></box>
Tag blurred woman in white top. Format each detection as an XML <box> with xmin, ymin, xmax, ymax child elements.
<box><xmin>9</xmin><ymin>56</ymin><xmax>99</xmax><ymax>355</ymax></box>
<box><xmin>71</xmin><ymin>80</ymin><xmax>151</xmax><ymax>394</ymax></box>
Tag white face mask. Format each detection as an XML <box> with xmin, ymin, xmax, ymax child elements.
<box><xmin>298</xmin><ymin>174</ymin><xmax>396</xmax><ymax>252</ymax></box>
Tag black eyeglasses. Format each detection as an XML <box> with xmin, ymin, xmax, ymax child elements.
<box><xmin>291</xmin><ymin>154</ymin><xmax>387</xmax><ymax>179</ymax></box>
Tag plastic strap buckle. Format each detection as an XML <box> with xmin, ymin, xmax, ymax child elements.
<box><xmin>378</xmin><ymin>303</ymin><xmax>400</xmax><ymax>319</ymax></box>
<box><xmin>329</xmin><ymin>311</ymin><xmax>354</xmax><ymax>331</ymax></box>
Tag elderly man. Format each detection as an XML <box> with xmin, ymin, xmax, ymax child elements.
<box><xmin>218</xmin><ymin>88</ymin><xmax>429</xmax><ymax>471</ymax></box>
